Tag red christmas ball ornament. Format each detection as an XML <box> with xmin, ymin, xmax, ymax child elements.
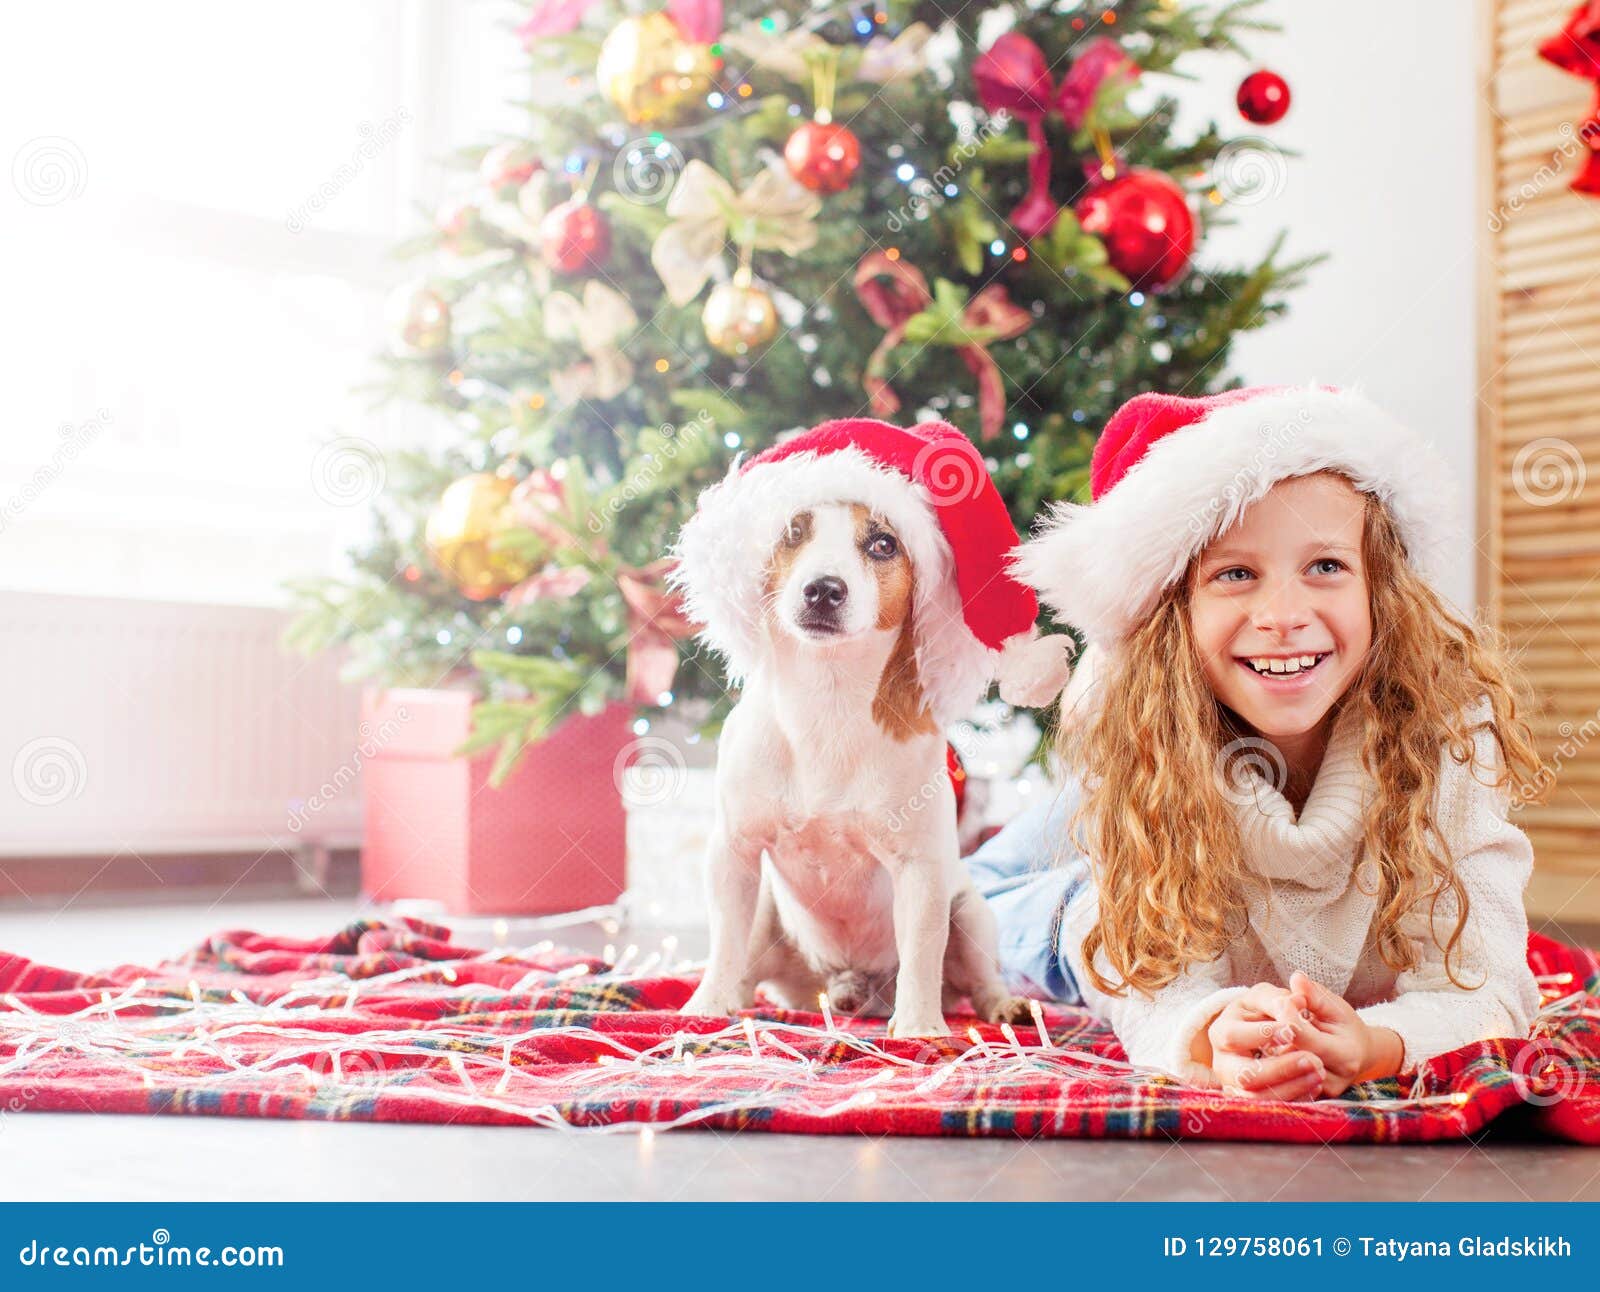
<box><xmin>539</xmin><ymin>197</ymin><xmax>610</xmax><ymax>274</ymax></box>
<box><xmin>784</xmin><ymin>119</ymin><xmax>861</xmax><ymax>194</ymax></box>
<box><xmin>1236</xmin><ymin>69</ymin><xmax>1291</xmax><ymax>125</ymax></box>
<box><xmin>1075</xmin><ymin>168</ymin><xmax>1195</xmax><ymax>292</ymax></box>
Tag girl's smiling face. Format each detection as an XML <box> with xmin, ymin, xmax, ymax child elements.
<box><xmin>1188</xmin><ymin>472</ymin><xmax>1373</xmax><ymax>745</ymax></box>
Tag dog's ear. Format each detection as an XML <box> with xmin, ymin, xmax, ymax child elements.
<box><xmin>871</xmin><ymin>568</ymin><xmax>937</xmax><ymax>740</ymax></box>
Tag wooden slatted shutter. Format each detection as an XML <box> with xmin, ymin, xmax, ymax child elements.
<box><xmin>1481</xmin><ymin>0</ymin><xmax>1600</xmax><ymax>920</ymax></box>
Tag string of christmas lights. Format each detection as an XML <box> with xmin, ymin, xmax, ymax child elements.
<box><xmin>3</xmin><ymin>942</ymin><xmax>1582</xmax><ymax>1134</ymax></box>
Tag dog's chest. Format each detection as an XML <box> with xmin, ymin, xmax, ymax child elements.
<box><xmin>762</xmin><ymin>811</ymin><xmax>895</xmax><ymax>912</ymax></box>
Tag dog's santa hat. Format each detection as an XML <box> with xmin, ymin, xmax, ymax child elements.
<box><xmin>1011</xmin><ymin>385</ymin><xmax>1459</xmax><ymax>655</ymax></box>
<box><xmin>670</xmin><ymin>417</ymin><xmax>1072</xmax><ymax>723</ymax></box>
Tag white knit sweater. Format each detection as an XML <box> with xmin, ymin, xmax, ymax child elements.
<box><xmin>1061</xmin><ymin>701</ymin><xmax>1541</xmax><ymax>1081</ymax></box>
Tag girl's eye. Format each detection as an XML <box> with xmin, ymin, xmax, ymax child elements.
<box><xmin>865</xmin><ymin>533</ymin><xmax>898</xmax><ymax>560</ymax></box>
<box><xmin>1309</xmin><ymin>558</ymin><xmax>1346</xmax><ymax>576</ymax></box>
<box><xmin>1214</xmin><ymin>566</ymin><xmax>1253</xmax><ymax>584</ymax></box>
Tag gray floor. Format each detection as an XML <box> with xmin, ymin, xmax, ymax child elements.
<box><xmin>0</xmin><ymin>897</ymin><xmax>1595</xmax><ymax>1202</ymax></box>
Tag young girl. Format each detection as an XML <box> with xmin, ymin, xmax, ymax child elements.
<box><xmin>977</xmin><ymin>386</ymin><xmax>1545</xmax><ymax>1100</ymax></box>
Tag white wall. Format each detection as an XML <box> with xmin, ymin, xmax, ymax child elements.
<box><xmin>1173</xmin><ymin>0</ymin><xmax>1482</xmax><ymax>612</ymax></box>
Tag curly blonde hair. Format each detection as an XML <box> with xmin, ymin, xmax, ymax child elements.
<box><xmin>1063</xmin><ymin>484</ymin><xmax>1545</xmax><ymax>998</ymax></box>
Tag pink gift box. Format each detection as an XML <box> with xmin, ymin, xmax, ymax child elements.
<box><xmin>360</xmin><ymin>687</ymin><xmax>632</xmax><ymax>915</ymax></box>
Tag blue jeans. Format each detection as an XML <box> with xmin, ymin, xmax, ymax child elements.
<box><xmin>964</xmin><ymin>782</ymin><xmax>1092</xmax><ymax>1004</ymax></box>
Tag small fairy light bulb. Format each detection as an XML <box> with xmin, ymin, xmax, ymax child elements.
<box><xmin>639</xmin><ymin>1124</ymin><xmax>656</xmax><ymax>1154</ymax></box>
<box><xmin>492</xmin><ymin>918</ymin><xmax>509</xmax><ymax>947</ymax></box>
<box><xmin>999</xmin><ymin>1022</ymin><xmax>1027</xmax><ymax>1060</ymax></box>
<box><xmin>1028</xmin><ymin>999</ymin><xmax>1054</xmax><ymax>1049</ymax></box>
<box><xmin>818</xmin><ymin>991</ymin><xmax>837</xmax><ymax>1033</ymax></box>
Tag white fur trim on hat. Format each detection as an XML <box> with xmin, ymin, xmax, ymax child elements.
<box><xmin>1009</xmin><ymin>387</ymin><xmax>1461</xmax><ymax>646</ymax></box>
<box><xmin>669</xmin><ymin>446</ymin><xmax>994</xmax><ymax>723</ymax></box>
<box><xmin>995</xmin><ymin>625</ymin><xmax>1074</xmax><ymax>709</ymax></box>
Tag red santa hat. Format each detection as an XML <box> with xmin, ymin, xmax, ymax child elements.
<box><xmin>671</xmin><ymin>417</ymin><xmax>1072</xmax><ymax>722</ymax></box>
<box><xmin>1010</xmin><ymin>385</ymin><xmax>1460</xmax><ymax>648</ymax></box>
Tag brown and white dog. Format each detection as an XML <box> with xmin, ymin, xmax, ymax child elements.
<box><xmin>669</xmin><ymin>419</ymin><xmax>1069</xmax><ymax>1037</ymax></box>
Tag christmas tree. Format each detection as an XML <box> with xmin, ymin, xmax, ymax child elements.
<box><xmin>288</xmin><ymin>0</ymin><xmax>1310</xmax><ymax>782</ymax></box>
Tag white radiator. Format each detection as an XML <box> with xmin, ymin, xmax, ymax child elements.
<box><xmin>0</xmin><ymin>592</ymin><xmax>363</xmax><ymax>856</ymax></box>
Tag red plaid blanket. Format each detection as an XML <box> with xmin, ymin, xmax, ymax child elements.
<box><xmin>0</xmin><ymin>917</ymin><xmax>1595</xmax><ymax>1142</ymax></box>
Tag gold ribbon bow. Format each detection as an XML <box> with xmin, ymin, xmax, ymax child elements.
<box><xmin>651</xmin><ymin>159</ymin><xmax>820</xmax><ymax>306</ymax></box>
<box><xmin>856</xmin><ymin>22</ymin><xmax>933</xmax><ymax>84</ymax></box>
<box><xmin>544</xmin><ymin>281</ymin><xmax>638</xmax><ymax>403</ymax></box>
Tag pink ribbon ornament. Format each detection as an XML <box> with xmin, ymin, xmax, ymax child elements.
<box><xmin>972</xmin><ymin>32</ymin><xmax>1139</xmax><ymax>239</ymax></box>
<box><xmin>854</xmin><ymin>251</ymin><xmax>1032</xmax><ymax>442</ymax></box>
<box><xmin>616</xmin><ymin>559</ymin><xmax>697</xmax><ymax>706</ymax></box>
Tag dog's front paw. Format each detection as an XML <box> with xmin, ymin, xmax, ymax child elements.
<box><xmin>977</xmin><ymin>993</ymin><xmax>1035</xmax><ymax>1025</ymax></box>
<box><xmin>681</xmin><ymin>984</ymin><xmax>747</xmax><ymax>1018</ymax></box>
<box><xmin>887</xmin><ymin>1011</ymin><xmax>951</xmax><ymax>1039</ymax></box>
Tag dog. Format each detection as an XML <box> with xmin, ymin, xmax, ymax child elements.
<box><xmin>670</xmin><ymin>420</ymin><xmax>1065</xmax><ymax>1037</ymax></box>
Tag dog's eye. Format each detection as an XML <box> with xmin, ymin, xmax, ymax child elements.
<box><xmin>782</xmin><ymin>513</ymin><xmax>811</xmax><ymax>546</ymax></box>
<box><xmin>865</xmin><ymin>532</ymin><xmax>898</xmax><ymax>560</ymax></box>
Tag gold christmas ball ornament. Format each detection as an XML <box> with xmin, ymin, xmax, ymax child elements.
<box><xmin>424</xmin><ymin>473</ymin><xmax>537</xmax><ymax>601</ymax></box>
<box><xmin>388</xmin><ymin>283</ymin><xmax>452</xmax><ymax>357</ymax></box>
<box><xmin>702</xmin><ymin>280</ymin><xmax>778</xmax><ymax>356</ymax></box>
<box><xmin>596</xmin><ymin>12</ymin><xmax>715</xmax><ymax>126</ymax></box>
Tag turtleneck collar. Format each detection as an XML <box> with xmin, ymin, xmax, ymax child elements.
<box><xmin>1222</xmin><ymin>703</ymin><xmax>1380</xmax><ymax>995</ymax></box>
<box><xmin>1228</xmin><ymin>702</ymin><xmax>1371</xmax><ymax>889</ymax></box>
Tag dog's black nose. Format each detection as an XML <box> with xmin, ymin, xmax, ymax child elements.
<box><xmin>802</xmin><ymin>576</ymin><xmax>847</xmax><ymax>609</ymax></box>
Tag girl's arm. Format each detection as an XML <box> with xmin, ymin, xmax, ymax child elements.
<box><xmin>1058</xmin><ymin>887</ymin><xmax>1251</xmax><ymax>1084</ymax></box>
<box><xmin>1352</xmin><ymin>720</ymin><xmax>1542</xmax><ymax>1072</ymax></box>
